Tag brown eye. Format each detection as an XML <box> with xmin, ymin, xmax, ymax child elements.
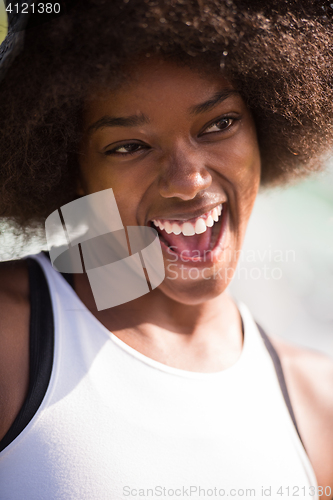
<box><xmin>203</xmin><ymin>117</ymin><xmax>234</xmax><ymax>134</ymax></box>
<box><xmin>105</xmin><ymin>143</ymin><xmax>146</xmax><ymax>156</ymax></box>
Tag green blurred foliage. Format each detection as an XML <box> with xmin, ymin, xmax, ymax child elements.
<box><xmin>0</xmin><ymin>1</ymin><xmax>7</xmax><ymax>44</ymax></box>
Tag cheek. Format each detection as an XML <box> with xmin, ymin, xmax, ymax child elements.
<box><xmin>209</xmin><ymin>128</ymin><xmax>261</xmax><ymax>200</ymax></box>
<box><xmin>234</xmin><ymin>123</ymin><xmax>260</xmax><ymax>203</ymax></box>
<box><xmin>78</xmin><ymin>152</ymin><xmax>136</xmax><ymax>195</ymax></box>
<box><xmin>225</xmin><ymin>126</ymin><xmax>260</xmax><ymax>183</ymax></box>
<box><xmin>78</xmin><ymin>155</ymin><xmax>150</xmax><ymax>224</ymax></box>
<box><xmin>210</xmin><ymin>126</ymin><xmax>261</xmax><ymax>236</ymax></box>
<box><xmin>233</xmin><ymin>141</ymin><xmax>261</xmax><ymax>229</ymax></box>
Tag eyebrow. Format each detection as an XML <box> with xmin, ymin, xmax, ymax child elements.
<box><xmin>87</xmin><ymin>113</ymin><xmax>150</xmax><ymax>134</ymax></box>
<box><xmin>189</xmin><ymin>89</ymin><xmax>240</xmax><ymax>115</ymax></box>
<box><xmin>87</xmin><ymin>89</ymin><xmax>239</xmax><ymax>134</ymax></box>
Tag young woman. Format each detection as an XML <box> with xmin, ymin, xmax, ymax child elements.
<box><xmin>0</xmin><ymin>1</ymin><xmax>333</xmax><ymax>498</ymax></box>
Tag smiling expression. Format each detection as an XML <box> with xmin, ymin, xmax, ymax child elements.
<box><xmin>78</xmin><ymin>58</ymin><xmax>261</xmax><ymax>305</ymax></box>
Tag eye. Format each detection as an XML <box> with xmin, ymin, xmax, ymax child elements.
<box><xmin>104</xmin><ymin>142</ymin><xmax>148</xmax><ymax>156</ymax></box>
<box><xmin>201</xmin><ymin>116</ymin><xmax>238</xmax><ymax>135</ymax></box>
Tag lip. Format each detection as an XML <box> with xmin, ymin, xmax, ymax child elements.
<box><xmin>146</xmin><ymin>201</ymin><xmax>226</xmax><ymax>225</ymax></box>
<box><xmin>155</xmin><ymin>202</ymin><xmax>229</xmax><ymax>266</ymax></box>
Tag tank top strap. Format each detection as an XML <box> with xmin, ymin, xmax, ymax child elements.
<box><xmin>255</xmin><ymin>322</ymin><xmax>304</xmax><ymax>448</ymax></box>
<box><xmin>0</xmin><ymin>257</ymin><xmax>54</xmax><ymax>452</ymax></box>
<box><xmin>0</xmin><ymin>252</ymin><xmax>305</xmax><ymax>458</ymax></box>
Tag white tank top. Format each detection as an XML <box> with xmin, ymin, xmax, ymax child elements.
<box><xmin>0</xmin><ymin>253</ymin><xmax>318</xmax><ymax>499</ymax></box>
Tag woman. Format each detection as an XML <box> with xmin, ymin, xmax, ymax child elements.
<box><xmin>0</xmin><ymin>1</ymin><xmax>332</xmax><ymax>498</ymax></box>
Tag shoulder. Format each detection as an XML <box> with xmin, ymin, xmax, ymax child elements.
<box><xmin>0</xmin><ymin>259</ymin><xmax>30</xmax><ymax>442</ymax></box>
<box><xmin>0</xmin><ymin>259</ymin><xmax>30</xmax><ymax>321</ymax></box>
<box><xmin>0</xmin><ymin>258</ymin><xmax>29</xmax><ymax>295</ymax></box>
<box><xmin>270</xmin><ymin>334</ymin><xmax>333</xmax><ymax>494</ymax></box>
<box><xmin>270</xmin><ymin>334</ymin><xmax>333</xmax><ymax>419</ymax></box>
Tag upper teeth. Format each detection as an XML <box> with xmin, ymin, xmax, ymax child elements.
<box><xmin>152</xmin><ymin>204</ymin><xmax>223</xmax><ymax>236</ymax></box>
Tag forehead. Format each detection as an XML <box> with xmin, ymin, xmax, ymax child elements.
<box><xmin>83</xmin><ymin>57</ymin><xmax>238</xmax><ymax>125</ymax></box>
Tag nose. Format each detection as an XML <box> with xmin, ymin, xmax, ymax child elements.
<box><xmin>157</xmin><ymin>146</ymin><xmax>212</xmax><ymax>201</ymax></box>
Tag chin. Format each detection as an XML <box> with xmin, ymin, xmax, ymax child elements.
<box><xmin>156</xmin><ymin>271</ymin><xmax>232</xmax><ymax>306</ymax></box>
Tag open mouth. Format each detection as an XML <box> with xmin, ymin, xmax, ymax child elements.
<box><xmin>149</xmin><ymin>203</ymin><xmax>227</xmax><ymax>262</ymax></box>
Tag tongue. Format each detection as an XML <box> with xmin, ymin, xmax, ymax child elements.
<box><xmin>160</xmin><ymin>226</ymin><xmax>212</xmax><ymax>255</ymax></box>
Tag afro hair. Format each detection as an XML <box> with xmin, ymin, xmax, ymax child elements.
<box><xmin>0</xmin><ymin>0</ymin><xmax>333</xmax><ymax>229</ymax></box>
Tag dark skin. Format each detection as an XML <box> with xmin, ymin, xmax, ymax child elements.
<box><xmin>77</xmin><ymin>58</ymin><xmax>259</xmax><ymax>372</ymax></box>
<box><xmin>0</xmin><ymin>59</ymin><xmax>333</xmax><ymax>494</ymax></box>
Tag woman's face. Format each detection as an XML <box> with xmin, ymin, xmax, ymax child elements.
<box><xmin>79</xmin><ymin>58</ymin><xmax>261</xmax><ymax>305</ymax></box>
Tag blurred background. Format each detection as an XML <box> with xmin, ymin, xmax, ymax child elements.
<box><xmin>0</xmin><ymin>3</ymin><xmax>332</xmax><ymax>357</ymax></box>
<box><xmin>230</xmin><ymin>164</ymin><xmax>333</xmax><ymax>358</ymax></box>
<box><xmin>0</xmin><ymin>1</ymin><xmax>5</xmax><ymax>43</ymax></box>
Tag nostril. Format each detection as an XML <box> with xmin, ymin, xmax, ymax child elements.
<box><xmin>157</xmin><ymin>148</ymin><xmax>212</xmax><ymax>200</ymax></box>
<box><xmin>157</xmin><ymin>171</ymin><xmax>212</xmax><ymax>200</ymax></box>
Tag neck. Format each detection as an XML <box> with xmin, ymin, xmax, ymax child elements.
<box><xmin>74</xmin><ymin>273</ymin><xmax>243</xmax><ymax>372</ymax></box>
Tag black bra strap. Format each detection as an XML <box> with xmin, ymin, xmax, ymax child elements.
<box><xmin>0</xmin><ymin>253</ymin><xmax>305</xmax><ymax>456</ymax></box>
<box><xmin>0</xmin><ymin>258</ymin><xmax>54</xmax><ymax>452</ymax></box>
<box><xmin>42</xmin><ymin>250</ymin><xmax>75</xmax><ymax>289</ymax></box>
<box><xmin>256</xmin><ymin>322</ymin><xmax>305</xmax><ymax>449</ymax></box>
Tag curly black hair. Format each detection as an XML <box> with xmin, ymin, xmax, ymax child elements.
<box><xmin>0</xmin><ymin>0</ymin><xmax>333</xmax><ymax>230</ymax></box>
